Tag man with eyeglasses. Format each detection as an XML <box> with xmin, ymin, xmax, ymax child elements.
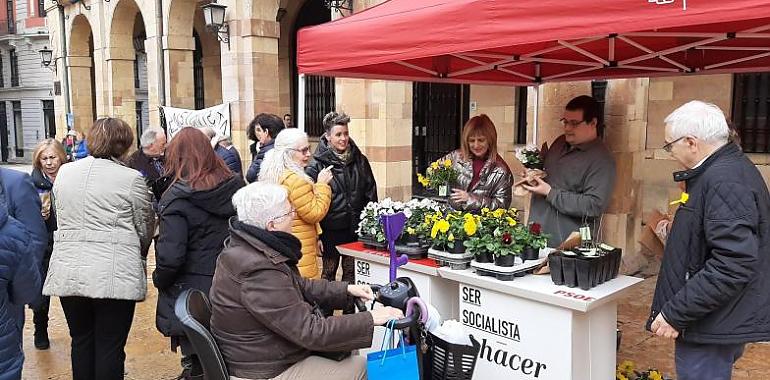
<box><xmin>523</xmin><ymin>95</ymin><xmax>616</xmax><ymax>246</ymax></box>
<box><xmin>647</xmin><ymin>101</ymin><xmax>770</xmax><ymax>380</ymax></box>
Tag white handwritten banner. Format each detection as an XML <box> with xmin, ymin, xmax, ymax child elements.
<box><xmin>161</xmin><ymin>103</ymin><xmax>231</xmax><ymax>140</ymax></box>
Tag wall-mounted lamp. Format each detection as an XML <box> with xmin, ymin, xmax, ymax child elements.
<box><xmin>324</xmin><ymin>0</ymin><xmax>352</xmax><ymax>15</ymax></box>
<box><xmin>39</xmin><ymin>46</ymin><xmax>56</xmax><ymax>73</ymax></box>
<box><xmin>202</xmin><ymin>2</ymin><xmax>230</xmax><ymax>49</ymax></box>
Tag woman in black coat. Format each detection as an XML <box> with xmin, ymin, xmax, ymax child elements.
<box><xmin>28</xmin><ymin>139</ymin><xmax>67</xmax><ymax>350</ymax></box>
<box><xmin>306</xmin><ymin>112</ymin><xmax>377</xmax><ymax>314</ymax></box>
<box><xmin>153</xmin><ymin>128</ymin><xmax>244</xmax><ymax>379</ymax></box>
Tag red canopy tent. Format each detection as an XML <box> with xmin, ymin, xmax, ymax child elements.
<box><xmin>297</xmin><ymin>0</ymin><xmax>770</xmax><ymax>85</ymax></box>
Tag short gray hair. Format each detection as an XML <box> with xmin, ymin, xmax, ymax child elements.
<box><xmin>665</xmin><ymin>101</ymin><xmax>729</xmax><ymax>146</ymax></box>
<box><xmin>258</xmin><ymin>128</ymin><xmax>313</xmax><ymax>184</ymax></box>
<box><xmin>322</xmin><ymin>111</ymin><xmax>351</xmax><ymax>133</ymax></box>
<box><xmin>140</xmin><ymin>128</ymin><xmax>165</xmax><ymax>148</ymax></box>
<box><xmin>231</xmin><ymin>182</ymin><xmax>289</xmax><ymax>228</ymax></box>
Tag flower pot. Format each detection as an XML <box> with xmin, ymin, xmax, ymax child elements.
<box><xmin>449</xmin><ymin>241</ymin><xmax>466</xmax><ymax>254</ymax></box>
<box><xmin>438</xmin><ymin>185</ymin><xmax>449</xmax><ymax>197</ymax></box>
<box><xmin>431</xmin><ymin>243</ymin><xmax>446</xmax><ymax>252</ymax></box>
<box><xmin>561</xmin><ymin>255</ymin><xmax>578</xmax><ymax>288</ymax></box>
<box><xmin>475</xmin><ymin>250</ymin><xmax>494</xmax><ymax>263</ymax></box>
<box><xmin>397</xmin><ymin>233</ymin><xmax>420</xmax><ymax>246</ymax></box>
<box><xmin>494</xmin><ymin>254</ymin><xmax>516</xmax><ymax>267</ymax></box>
<box><xmin>548</xmin><ymin>252</ymin><xmax>564</xmax><ymax>285</ymax></box>
<box><xmin>575</xmin><ymin>257</ymin><xmax>596</xmax><ymax>291</ymax></box>
<box><xmin>522</xmin><ymin>246</ymin><xmax>539</xmax><ymax>261</ymax></box>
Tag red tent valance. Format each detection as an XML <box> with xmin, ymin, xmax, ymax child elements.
<box><xmin>297</xmin><ymin>0</ymin><xmax>770</xmax><ymax>85</ymax></box>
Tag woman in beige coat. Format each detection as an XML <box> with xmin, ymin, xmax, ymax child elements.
<box><xmin>259</xmin><ymin>128</ymin><xmax>333</xmax><ymax>279</ymax></box>
<box><xmin>44</xmin><ymin>118</ymin><xmax>153</xmax><ymax>380</ymax></box>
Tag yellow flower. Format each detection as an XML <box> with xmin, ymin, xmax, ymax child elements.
<box><xmin>618</xmin><ymin>360</ymin><xmax>635</xmax><ymax>375</ymax></box>
<box><xmin>506</xmin><ymin>217</ymin><xmax>517</xmax><ymax>227</ymax></box>
<box><xmin>431</xmin><ymin>162</ymin><xmax>439</xmax><ymax>170</ymax></box>
<box><xmin>438</xmin><ymin>219</ymin><xmax>450</xmax><ymax>233</ymax></box>
<box><xmin>407</xmin><ymin>227</ymin><xmax>416</xmax><ymax>235</ymax></box>
<box><xmin>648</xmin><ymin>371</ymin><xmax>663</xmax><ymax>380</ymax></box>
<box><xmin>448</xmin><ymin>233</ymin><xmax>455</xmax><ymax>242</ymax></box>
<box><xmin>481</xmin><ymin>207</ymin><xmax>490</xmax><ymax>214</ymax></box>
<box><xmin>493</xmin><ymin>209</ymin><xmax>505</xmax><ymax>218</ymax></box>
<box><xmin>443</xmin><ymin>159</ymin><xmax>452</xmax><ymax>168</ymax></box>
<box><xmin>669</xmin><ymin>192</ymin><xmax>689</xmax><ymax>206</ymax></box>
<box><xmin>615</xmin><ymin>372</ymin><xmax>628</xmax><ymax>380</ymax></box>
<box><xmin>431</xmin><ymin>223</ymin><xmax>439</xmax><ymax>239</ymax></box>
<box><xmin>464</xmin><ymin>219</ymin><xmax>477</xmax><ymax>236</ymax></box>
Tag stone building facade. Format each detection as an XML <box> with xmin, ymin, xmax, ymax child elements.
<box><xmin>0</xmin><ymin>0</ymin><xmax>55</xmax><ymax>162</ymax></box>
<box><xmin>45</xmin><ymin>0</ymin><xmax>769</xmax><ymax>269</ymax></box>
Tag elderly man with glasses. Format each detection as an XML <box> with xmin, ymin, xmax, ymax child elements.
<box><xmin>523</xmin><ymin>95</ymin><xmax>616</xmax><ymax>246</ymax></box>
<box><xmin>648</xmin><ymin>101</ymin><xmax>770</xmax><ymax>380</ymax></box>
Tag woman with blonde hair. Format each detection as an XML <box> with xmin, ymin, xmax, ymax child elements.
<box><xmin>440</xmin><ymin>114</ymin><xmax>512</xmax><ymax>212</ymax></box>
<box><xmin>28</xmin><ymin>138</ymin><xmax>67</xmax><ymax>350</ymax></box>
<box><xmin>259</xmin><ymin>128</ymin><xmax>333</xmax><ymax>279</ymax></box>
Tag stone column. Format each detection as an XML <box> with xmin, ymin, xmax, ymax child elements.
<box><xmin>67</xmin><ymin>54</ymin><xmax>95</xmax><ymax>134</ymax></box>
<box><xmin>332</xmin><ymin>0</ymin><xmax>413</xmax><ymax>201</ymax></box>
<box><xmin>221</xmin><ymin>14</ymin><xmax>280</xmax><ymax>156</ymax></box>
<box><xmin>164</xmin><ymin>35</ymin><xmax>196</xmax><ymax>109</ymax></box>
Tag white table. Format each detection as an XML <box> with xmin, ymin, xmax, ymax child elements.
<box><xmin>339</xmin><ymin>242</ymin><xmax>642</xmax><ymax>380</ymax></box>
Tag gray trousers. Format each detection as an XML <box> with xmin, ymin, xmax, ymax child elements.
<box><xmin>675</xmin><ymin>340</ymin><xmax>745</xmax><ymax>380</ymax></box>
<box><xmin>230</xmin><ymin>355</ymin><xmax>366</xmax><ymax>380</ymax></box>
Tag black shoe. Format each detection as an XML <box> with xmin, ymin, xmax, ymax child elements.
<box><xmin>34</xmin><ymin>329</ymin><xmax>50</xmax><ymax>350</ymax></box>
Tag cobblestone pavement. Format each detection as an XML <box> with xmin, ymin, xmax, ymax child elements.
<box><xmin>17</xmin><ymin>243</ymin><xmax>770</xmax><ymax>379</ymax></box>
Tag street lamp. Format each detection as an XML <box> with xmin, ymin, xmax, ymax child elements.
<box><xmin>39</xmin><ymin>46</ymin><xmax>55</xmax><ymax>72</ymax></box>
<box><xmin>202</xmin><ymin>2</ymin><xmax>229</xmax><ymax>49</ymax></box>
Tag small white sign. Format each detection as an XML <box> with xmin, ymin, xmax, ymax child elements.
<box><xmin>470</xmin><ymin>101</ymin><xmax>478</xmax><ymax>111</ymax></box>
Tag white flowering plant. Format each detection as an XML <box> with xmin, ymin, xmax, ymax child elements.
<box><xmin>515</xmin><ymin>145</ymin><xmax>544</xmax><ymax>170</ymax></box>
<box><xmin>357</xmin><ymin>198</ymin><xmax>444</xmax><ymax>244</ymax></box>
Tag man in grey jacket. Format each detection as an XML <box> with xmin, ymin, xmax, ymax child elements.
<box><xmin>523</xmin><ymin>95</ymin><xmax>616</xmax><ymax>246</ymax></box>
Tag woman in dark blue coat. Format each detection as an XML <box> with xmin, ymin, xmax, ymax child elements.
<box><xmin>0</xmin><ymin>171</ymin><xmax>42</xmax><ymax>380</ymax></box>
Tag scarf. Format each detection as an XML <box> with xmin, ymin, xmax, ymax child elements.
<box><xmin>333</xmin><ymin>147</ymin><xmax>351</xmax><ymax>164</ymax></box>
<box><xmin>232</xmin><ymin>219</ymin><xmax>302</xmax><ymax>265</ymax></box>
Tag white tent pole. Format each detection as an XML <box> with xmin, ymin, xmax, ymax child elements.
<box><xmin>298</xmin><ymin>74</ymin><xmax>306</xmax><ymax>132</ymax></box>
<box><xmin>532</xmin><ymin>84</ymin><xmax>540</xmax><ymax>145</ymax></box>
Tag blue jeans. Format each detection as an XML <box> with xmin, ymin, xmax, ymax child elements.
<box><xmin>675</xmin><ymin>340</ymin><xmax>745</xmax><ymax>380</ymax></box>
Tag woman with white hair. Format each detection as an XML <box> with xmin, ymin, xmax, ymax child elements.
<box><xmin>210</xmin><ymin>182</ymin><xmax>403</xmax><ymax>380</ymax></box>
<box><xmin>259</xmin><ymin>129</ymin><xmax>333</xmax><ymax>278</ymax></box>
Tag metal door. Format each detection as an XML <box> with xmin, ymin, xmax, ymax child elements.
<box><xmin>412</xmin><ymin>82</ymin><xmax>469</xmax><ymax>194</ymax></box>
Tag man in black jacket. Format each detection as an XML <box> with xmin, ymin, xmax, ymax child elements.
<box><xmin>648</xmin><ymin>101</ymin><xmax>770</xmax><ymax>380</ymax></box>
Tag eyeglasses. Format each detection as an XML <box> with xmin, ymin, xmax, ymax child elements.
<box><xmin>559</xmin><ymin>118</ymin><xmax>586</xmax><ymax>128</ymax></box>
<box><xmin>290</xmin><ymin>146</ymin><xmax>311</xmax><ymax>155</ymax></box>
<box><xmin>662</xmin><ymin>136</ymin><xmax>685</xmax><ymax>153</ymax></box>
<box><xmin>272</xmin><ymin>208</ymin><xmax>296</xmax><ymax>222</ymax></box>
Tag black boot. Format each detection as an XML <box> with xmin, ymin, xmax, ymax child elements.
<box><xmin>33</xmin><ymin>311</ymin><xmax>50</xmax><ymax>350</ymax></box>
<box><xmin>177</xmin><ymin>355</ymin><xmax>204</xmax><ymax>380</ymax></box>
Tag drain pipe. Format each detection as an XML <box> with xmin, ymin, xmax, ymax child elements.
<box><xmin>57</xmin><ymin>3</ymin><xmax>71</xmax><ymax>124</ymax></box>
<box><xmin>155</xmin><ymin>0</ymin><xmax>165</xmax><ymax>107</ymax></box>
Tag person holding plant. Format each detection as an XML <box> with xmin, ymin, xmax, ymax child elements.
<box><xmin>437</xmin><ymin>114</ymin><xmax>513</xmax><ymax>213</ymax></box>
<box><xmin>523</xmin><ymin>95</ymin><xmax>616</xmax><ymax>247</ymax></box>
<box><xmin>306</xmin><ymin>111</ymin><xmax>377</xmax><ymax>314</ymax></box>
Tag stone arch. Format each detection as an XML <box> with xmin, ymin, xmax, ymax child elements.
<box><xmin>108</xmin><ymin>0</ymin><xmax>148</xmax><ymax>136</ymax></box>
<box><xmin>68</xmin><ymin>14</ymin><xmax>96</xmax><ymax>134</ymax></box>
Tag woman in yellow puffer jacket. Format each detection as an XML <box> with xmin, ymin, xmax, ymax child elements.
<box><xmin>258</xmin><ymin>128</ymin><xmax>333</xmax><ymax>278</ymax></box>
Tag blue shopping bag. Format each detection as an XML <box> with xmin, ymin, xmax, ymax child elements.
<box><xmin>366</xmin><ymin>321</ymin><xmax>419</xmax><ymax>380</ymax></box>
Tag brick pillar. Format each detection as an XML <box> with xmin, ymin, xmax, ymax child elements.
<box><xmin>221</xmin><ymin>15</ymin><xmax>280</xmax><ymax>158</ymax></box>
<box><xmin>164</xmin><ymin>35</ymin><xmax>195</xmax><ymax>109</ymax></box>
<box><xmin>67</xmin><ymin>54</ymin><xmax>94</xmax><ymax>134</ymax></box>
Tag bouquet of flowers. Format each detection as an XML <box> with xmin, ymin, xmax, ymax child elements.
<box><xmin>513</xmin><ymin>144</ymin><xmax>547</xmax><ymax>196</ymax></box>
<box><xmin>417</xmin><ymin>158</ymin><xmax>459</xmax><ymax>196</ymax></box>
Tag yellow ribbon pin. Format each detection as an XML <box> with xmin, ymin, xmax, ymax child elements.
<box><xmin>670</xmin><ymin>192</ymin><xmax>689</xmax><ymax>206</ymax></box>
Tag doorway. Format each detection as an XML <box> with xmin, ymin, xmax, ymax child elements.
<box><xmin>411</xmin><ymin>82</ymin><xmax>470</xmax><ymax>194</ymax></box>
